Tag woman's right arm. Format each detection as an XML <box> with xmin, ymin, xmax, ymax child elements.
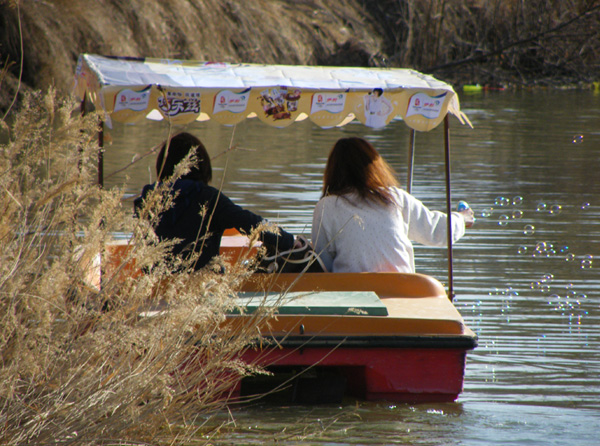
<box><xmin>211</xmin><ymin>189</ymin><xmax>295</xmax><ymax>251</ymax></box>
<box><xmin>402</xmin><ymin>191</ymin><xmax>466</xmax><ymax>246</ymax></box>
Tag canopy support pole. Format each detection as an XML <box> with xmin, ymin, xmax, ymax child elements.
<box><xmin>407</xmin><ymin>129</ymin><xmax>416</xmax><ymax>193</ymax></box>
<box><xmin>79</xmin><ymin>96</ymin><xmax>87</xmax><ymax>170</ymax></box>
<box><xmin>80</xmin><ymin>97</ymin><xmax>106</xmax><ymax>289</ymax></box>
<box><xmin>98</xmin><ymin>118</ymin><xmax>104</xmax><ymax>188</ymax></box>
<box><xmin>444</xmin><ymin>115</ymin><xmax>455</xmax><ymax>301</ymax></box>
<box><xmin>96</xmin><ymin>115</ymin><xmax>105</xmax><ymax>290</ymax></box>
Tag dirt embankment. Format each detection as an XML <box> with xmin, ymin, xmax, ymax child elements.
<box><xmin>1</xmin><ymin>0</ymin><xmax>599</xmax><ymax>115</ymax></box>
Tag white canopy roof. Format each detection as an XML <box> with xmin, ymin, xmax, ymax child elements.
<box><xmin>75</xmin><ymin>54</ymin><xmax>470</xmax><ymax>131</ymax></box>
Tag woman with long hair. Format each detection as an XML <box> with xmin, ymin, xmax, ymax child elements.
<box><xmin>311</xmin><ymin>137</ymin><xmax>473</xmax><ymax>273</ymax></box>
<box><xmin>135</xmin><ymin>132</ymin><xmax>295</xmax><ymax>271</ymax></box>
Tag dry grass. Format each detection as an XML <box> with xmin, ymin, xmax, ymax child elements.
<box><xmin>0</xmin><ymin>0</ymin><xmax>381</xmax><ymax>114</ymax></box>
<box><xmin>0</xmin><ymin>88</ymin><xmax>277</xmax><ymax>445</ymax></box>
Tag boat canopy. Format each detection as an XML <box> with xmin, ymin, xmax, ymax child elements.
<box><xmin>74</xmin><ymin>54</ymin><xmax>470</xmax><ymax>132</ymax></box>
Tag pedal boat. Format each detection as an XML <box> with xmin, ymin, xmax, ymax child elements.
<box><xmin>221</xmin><ymin>236</ymin><xmax>478</xmax><ymax>403</ymax></box>
<box><xmin>75</xmin><ymin>54</ymin><xmax>478</xmax><ymax>403</ymax></box>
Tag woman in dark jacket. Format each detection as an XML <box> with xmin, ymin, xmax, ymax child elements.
<box><xmin>135</xmin><ymin>132</ymin><xmax>295</xmax><ymax>270</ymax></box>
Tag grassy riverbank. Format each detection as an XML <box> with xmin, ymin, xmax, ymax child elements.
<box><xmin>1</xmin><ymin>0</ymin><xmax>600</xmax><ymax>116</ymax></box>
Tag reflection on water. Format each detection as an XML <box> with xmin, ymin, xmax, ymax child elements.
<box><xmin>105</xmin><ymin>90</ymin><xmax>600</xmax><ymax>444</ymax></box>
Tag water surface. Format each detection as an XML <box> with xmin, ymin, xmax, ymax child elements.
<box><xmin>105</xmin><ymin>89</ymin><xmax>600</xmax><ymax>445</ymax></box>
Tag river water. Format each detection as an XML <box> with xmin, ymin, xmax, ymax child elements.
<box><xmin>105</xmin><ymin>89</ymin><xmax>600</xmax><ymax>445</ymax></box>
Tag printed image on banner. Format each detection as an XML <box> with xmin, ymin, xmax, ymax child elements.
<box><xmin>406</xmin><ymin>92</ymin><xmax>447</xmax><ymax>119</ymax></box>
<box><xmin>259</xmin><ymin>87</ymin><xmax>302</xmax><ymax>122</ymax></box>
<box><xmin>213</xmin><ymin>89</ymin><xmax>251</xmax><ymax>114</ymax></box>
<box><xmin>113</xmin><ymin>87</ymin><xmax>151</xmax><ymax>113</ymax></box>
<box><xmin>351</xmin><ymin>88</ymin><xmax>396</xmax><ymax>128</ymax></box>
<box><xmin>310</xmin><ymin>92</ymin><xmax>346</xmax><ymax>114</ymax></box>
<box><xmin>362</xmin><ymin>88</ymin><xmax>394</xmax><ymax>128</ymax></box>
<box><xmin>108</xmin><ymin>87</ymin><xmax>152</xmax><ymax>123</ymax></box>
<box><xmin>157</xmin><ymin>88</ymin><xmax>202</xmax><ymax>124</ymax></box>
<box><xmin>309</xmin><ymin>92</ymin><xmax>349</xmax><ymax>127</ymax></box>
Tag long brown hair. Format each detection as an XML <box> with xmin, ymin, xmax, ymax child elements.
<box><xmin>156</xmin><ymin>132</ymin><xmax>212</xmax><ymax>183</ymax></box>
<box><xmin>322</xmin><ymin>137</ymin><xmax>399</xmax><ymax>205</ymax></box>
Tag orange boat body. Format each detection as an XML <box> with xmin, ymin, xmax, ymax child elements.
<box><xmin>105</xmin><ymin>235</ymin><xmax>477</xmax><ymax>403</ymax></box>
<box><xmin>219</xmin><ymin>236</ymin><xmax>477</xmax><ymax>403</ymax></box>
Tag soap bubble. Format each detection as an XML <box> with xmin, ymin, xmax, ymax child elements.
<box><xmin>539</xmin><ymin>282</ymin><xmax>551</xmax><ymax>293</ymax></box>
<box><xmin>481</xmin><ymin>208</ymin><xmax>492</xmax><ymax>218</ymax></box>
<box><xmin>495</xmin><ymin>196</ymin><xmax>510</xmax><ymax>207</ymax></box>
<box><xmin>581</xmin><ymin>202</ymin><xmax>590</xmax><ymax>210</ymax></box>
<box><xmin>542</xmin><ymin>273</ymin><xmax>554</xmax><ymax>283</ymax></box>
<box><xmin>518</xmin><ymin>245</ymin><xmax>528</xmax><ymax>255</ymax></box>
<box><xmin>512</xmin><ymin>196</ymin><xmax>523</xmax><ymax>205</ymax></box>
<box><xmin>572</xmin><ymin>134</ymin><xmax>584</xmax><ymax>144</ymax></box>
<box><xmin>498</xmin><ymin>215</ymin><xmax>509</xmax><ymax>225</ymax></box>
<box><xmin>537</xmin><ymin>202</ymin><xmax>547</xmax><ymax>212</ymax></box>
<box><xmin>581</xmin><ymin>255</ymin><xmax>593</xmax><ymax>269</ymax></box>
<box><xmin>565</xmin><ymin>253</ymin><xmax>576</xmax><ymax>262</ymax></box>
<box><xmin>524</xmin><ymin>224</ymin><xmax>535</xmax><ymax>235</ymax></box>
<box><xmin>550</xmin><ymin>204</ymin><xmax>562</xmax><ymax>215</ymax></box>
<box><xmin>548</xmin><ymin>294</ymin><xmax>560</xmax><ymax>305</ymax></box>
<box><xmin>512</xmin><ymin>210</ymin><xmax>523</xmax><ymax>219</ymax></box>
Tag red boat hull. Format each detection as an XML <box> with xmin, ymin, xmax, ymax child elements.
<box><xmin>234</xmin><ymin>346</ymin><xmax>467</xmax><ymax>403</ymax></box>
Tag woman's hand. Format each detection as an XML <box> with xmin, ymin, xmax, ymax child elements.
<box><xmin>459</xmin><ymin>208</ymin><xmax>475</xmax><ymax>228</ymax></box>
<box><xmin>293</xmin><ymin>237</ymin><xmax>306</xmax><ymax>249</ymax></box>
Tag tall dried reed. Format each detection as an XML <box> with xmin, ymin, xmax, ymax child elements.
<box><xmin>0</xmin><ymin>89</ymin><xmax>272</xmax><ymax>444</ymax></box>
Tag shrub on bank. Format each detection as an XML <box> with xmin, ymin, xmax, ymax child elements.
<box><xmin>0</xmin><ymin>89</ymin><xmax>265</xmax><ymax>445</ymax></box>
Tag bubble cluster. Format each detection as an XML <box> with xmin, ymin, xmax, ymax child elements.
<box><xmin>488</xmin><ymin>287</ymin><xmax>519</xmax><ymax>322</ymax></box>
<box><xmin>535</xmin><ymin>241</ymin><xmax>557</xmax><ymax>257</ymax></box>
<box><xmin>547</xmin><ymin>287</ymin><xmax>588</xmax><ymax>316</ymax></box>
<box><xmin>478</xmin><ymin>194</ymin><xmax>595</xmax><ymax>326</ymax></box>
<box><xmin>489</xmin><ymin>287</ymin><xmax>519</xmax><ymax>298</ymax></box>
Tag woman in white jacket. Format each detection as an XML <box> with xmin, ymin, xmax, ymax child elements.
<box><xmin>311</xmin><ymin>137</ymin><xmax>474</xmax><ymax>273</ymax></box>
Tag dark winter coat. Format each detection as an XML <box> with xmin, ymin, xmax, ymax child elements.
<box><xmin>134</xmin><ymin>179</ymin><xmax>294</xmax><ymax>270</ymax></box>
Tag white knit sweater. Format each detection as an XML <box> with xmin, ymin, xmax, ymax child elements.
<box><xmin>311</xmin><ymin>187</ymin><xmax>466</xmax><ymax>273</ymax></box>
